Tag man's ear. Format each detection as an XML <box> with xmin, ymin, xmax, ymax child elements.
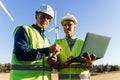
<box><xmin>35</xmin><ymin>11</ymin><xmax>39</xmax><ymax>20</ymax></box>
<box><xmin>74</xmin><ymin>25</ymin><xmax>77</xmax><ymax>31</ymax></box>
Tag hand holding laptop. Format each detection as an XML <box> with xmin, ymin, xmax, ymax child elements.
<box><xmin>65</xmin><ymin>52</ymin><xmax>96</xmax><ymax>68</ymax></box>
<box><xmin>79</xmin><ymin>52</ymin><xmax>96</xmax><ymax>68</ymax></box>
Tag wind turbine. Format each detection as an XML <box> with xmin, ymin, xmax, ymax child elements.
<box><xmin>0</xmin><ymin>0</ymin><xmax>14</xmax><ymax>22</ymax></box>
<box><xmin>48</xmin><ymin>11</ymin><xmax>60</xmax><ymax>39</ymax></box>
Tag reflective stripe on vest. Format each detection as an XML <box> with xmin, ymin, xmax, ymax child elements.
<box><xmin>59</xmin><ymin>74</ymin><xmax>90</xmax><ymax>79</ymax></box>
<box><xmin>66</xmin><ymin>64</ymin><xmax>84</xmax><ymax>68</ymax></box>
<box><xmin>11</xmin><ymin>65</ymin><xmax>51</xmax><ymax>71</ymax></box>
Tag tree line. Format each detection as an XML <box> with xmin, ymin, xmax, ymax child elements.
<box><xmin>0</xmin><ymin>63</ymin><xmax>120</xmax><ymax>73</ymax></box>
<box><xmin>91</xmin><ymin>64</ymin><xmax>120</xmax><ymax>73</ymax></box>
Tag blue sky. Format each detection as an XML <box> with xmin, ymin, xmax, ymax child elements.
<box><xmin>0</xmin><ymin>0</ymin><xmax>120</xmax><ymax>65</ymax></box>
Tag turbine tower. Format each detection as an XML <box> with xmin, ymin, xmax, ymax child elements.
<box><xmin>48</xmin><ymin>11</ymin><xmax>60</xmax><ymax>39</ymax></box>
<box><xmin>0</xmin><ymin>0</ymin><xmax>14</xmax><ymax>22</ymax></box>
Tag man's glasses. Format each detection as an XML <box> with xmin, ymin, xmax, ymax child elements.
<box><xmin>63</xmin><ymin>24</ymin><xmax>74</xmax><ymax>28</ymax></box>
<box><xmin>38</xmin><ymin>13</ymin><xmax>52</xmax><ymax>20</ymax></box>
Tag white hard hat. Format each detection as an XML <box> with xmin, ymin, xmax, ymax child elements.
<box><xmin>61</xmin><ymin>13</ymin><xmax>78</xmax><ymax>26</ymax></box>
<box><xmin>37</xmin><ymin>4</ymin><xmax>54</xmax><ymax>18</ymax></box>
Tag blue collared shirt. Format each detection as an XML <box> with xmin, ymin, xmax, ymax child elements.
<box><xmin>66</xmin><ymin>35</ymin><xmax>77</xmax><ymax>50</ymax></box>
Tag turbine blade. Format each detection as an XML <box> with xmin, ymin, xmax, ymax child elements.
<box><xmin>0</xmin><ymin>1</ymin><xmax>14</xmax><ymax>22</ymax></box>
<box><xmin>48</xmin><ymin>27</ymin><xmax>55</xmax><ymax>32</ymax></box>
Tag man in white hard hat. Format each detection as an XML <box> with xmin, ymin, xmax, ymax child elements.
<box><xmin>55</xmin><ymin>13</ymin><xmax>96</xmax><ymax>80</ymax></box>
<box><xmin>10</xmin><ymin>4</ymin><xmax>61</xmax><ymax>80</ymax></box>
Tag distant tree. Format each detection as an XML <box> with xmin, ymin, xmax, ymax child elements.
<box><xmin>110</xmin><ymin>65</ymin><xmax>120</xmax><ymax>71</ymax></box>
<box><xmin>96</xmin><ymin>65</ymin><xmax>104</xmax><ymax>72</ymax></box>
<box><xmin>0</xmin><ymin>63</ymin><xmax>10</xmax><ymax>73</ymax></box>
<box><xmin>4</xmin><ymin>63</ymin><xmax>10</xmax><ymax>72</ymax></box>
<box><xmin>103</xmin><ymin>64</ymin><xmax>111</xmax><ymax>72</ymax></box>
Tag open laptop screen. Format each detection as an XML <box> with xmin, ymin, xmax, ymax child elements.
<box><xmin>80</xmin><ymin>32</ymin><xmax>111</xmax><ymax>59</ymax></box>
<box><xmin>68</xmin><ymin>32</ymin><xmax>111</xmax><ymax>63</ymax></box>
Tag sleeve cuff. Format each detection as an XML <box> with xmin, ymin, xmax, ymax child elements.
<box><xmin>37</xmin><ymin>47</ymin><xmax>50</xmax><ymax>57</ymax></box>
<box><xmin>35</xmin><ymin>52</ymin><xmax>41</xmax><ymax>60</ymax></box>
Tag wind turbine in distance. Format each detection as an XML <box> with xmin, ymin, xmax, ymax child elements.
<box><xmin>0</xmin><ymin>0</ymin><xmax>14</xmax><ymax>22</ymax></box>
<box><xmin>48</xmin><ymin>11</ymin><xmax>60</xmax><ymax>39</ymax></box>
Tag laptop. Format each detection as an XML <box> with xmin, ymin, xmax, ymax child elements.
<box><xmin>80</xmin><ymin>32</ymin><xmax>111</xmax><ymax>59</ymax></box>
<box><xmin>68</xmin><ymin>32</ymin><xmax>111</xmax><ymax>62</ymax></box>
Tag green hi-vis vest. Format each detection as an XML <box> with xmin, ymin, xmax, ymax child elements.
<box><xmin>10</xmin><ymin>25</ymin><xmax>51</xmax><ymax>80</ymax></box>
<box><xmin>56</xmin><ymin>38</ymin><xmax>91</xmax><ymax>80</ymax></box>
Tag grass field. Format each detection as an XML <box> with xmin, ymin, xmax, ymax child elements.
<box><xmin>0</xmin><ymin>71</ymin><xmax>120</xmax><ymax>80</ymax></box>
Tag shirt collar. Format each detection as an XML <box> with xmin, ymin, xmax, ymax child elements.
<box><xmin>32</xmin><ymin>24</ymin><xmax>45</xmax><ymax>34</ymax></box>
<box><xmin>66</xmin><ymin>35</ymin><xmax>77</xmax><ymax>40</ymax></box>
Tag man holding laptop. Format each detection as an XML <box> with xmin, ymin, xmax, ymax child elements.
<box><xmin>55</xmin><ymin>13</ymin><xmax>97</xmax><ymax>80</ymax></box>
